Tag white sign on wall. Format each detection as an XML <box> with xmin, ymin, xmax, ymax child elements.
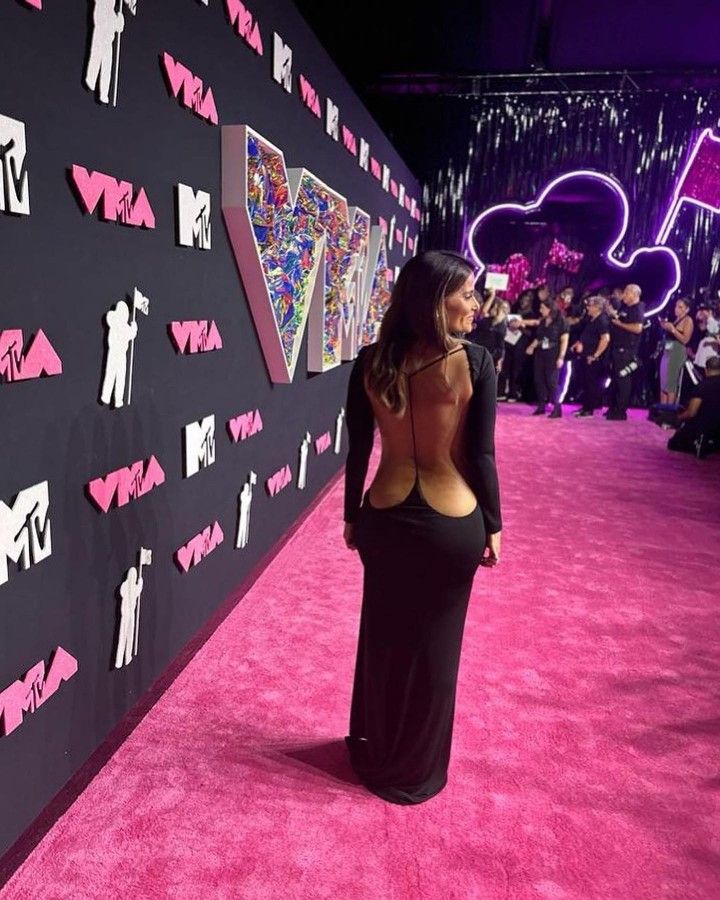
<box><xmin>0</xmin><ymin>481</ymin><xmax>51</xmax><ymax>587</ymax></box>
<box><xmin>272</xmin><ymin>33</ymin><xmax>293</xmax><ymax>93</ymax></box>
<box><xmin>114</xmin><ymin>548</ymin><xmax>152</xmax><ymax>668</ymax></box>
<box><xmin>84</xmin><ymin>0</ymin><xmax>139</xmax><ymax>107</ymax></box>
<box><xmin>236</xmin><ymin>471</ymin><xmax>258</xmax><ymax>550</ymax></box>
<box><xmin>183</xmin><ymin>415</ymin><xmax>216</xmax><ymax>478</ymax></box>
<box><xmin>0</xmin><ymin>115</ymin><xmax>30</xmax><ymax>216</ymax></box>
<box><xmin>99</xmin><ymin>288</ymin><xmax>150</xmax><ymax>408</ymax></box>
<box><xmin>177</xmin><ymin>183</ymin><xmax>211</xmax><ymax>250</ymax></box>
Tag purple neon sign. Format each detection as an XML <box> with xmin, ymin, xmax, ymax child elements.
<box><xmin>467</xmin><ymin>169</ymin><xmax>681</xmax><ymax>318</ymax></box>
<box><xmin>656</xmin><ymin>127</ymin><xmax>720</xmax><ymax>245</ymax></box>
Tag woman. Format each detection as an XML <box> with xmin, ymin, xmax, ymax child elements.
<box><xmin>659</xmin><ymin>298</ymin><xmax>694</xmax><ymax>404</ymax></box>
<box><xmin>470</xmin><ymin>295</ymin><xmax>510</xmax><ymax>376</ymax></box>
<box><xmin>343</xmin><ymin>250</ymin><xmax>502</xmax><ymax>805</ymax></box>
<box><xmin>525</xmin><ymin>295</ymin><xmax>569</xmax><ymax>417</ymax></box>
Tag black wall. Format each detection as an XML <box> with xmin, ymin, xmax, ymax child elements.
<box><xmin>0</xmin><ymin>0</ymin><xmax>418</xmax><ymax>860</ymax></box>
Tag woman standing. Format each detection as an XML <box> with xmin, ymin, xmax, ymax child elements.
<box><xmin>659</xmin><ymin>298</ymin><xmax>694</xmax><ymax>404</ymax></box>
<box><xmin>525</xmin><ymin>296</ymin><xmax>569</xmax><ymax>417</ymax></box>
<box><xmin>470</xmin><ymin>296</ymin><xmax>510</xmax><ymax>375</ymax></box>
<box><xmin>343</xmin><ymin>251</ymin><xmax>502</xmax><ymax>804</ymax></box>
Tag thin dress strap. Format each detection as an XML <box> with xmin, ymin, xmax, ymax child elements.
<box><xmin>405</xmin><ymin>346</ymin><xmax>464</xmax><ymax>482</ymax></box>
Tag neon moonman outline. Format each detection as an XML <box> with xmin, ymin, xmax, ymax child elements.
<box><xmin>0</xmin><ymin>114</ymin><xmax>30</xmax><ymax>216</ymax></box>
<box><xmin>656</xmin><ymin>128</ymin><xmax>720</xmax><ymax>246</ymax></box>
<box><xmin>221</xmin><ymin>125</ymin><xmax>390</xmax><ymax>383</ymax></box>
<box><xmin>466</xmin><ymin>169</ymin><xmax>681</xmax><ymax>319</ymax></box>
<box><xmin>0</xmin><ymin>647</ymin><xmax>78</xmax><ymax>737</ymax></box>
<box><xmin>0</xmin><ymin>481</ymin><xmax>52</xmax><ymax>587</ymax></box>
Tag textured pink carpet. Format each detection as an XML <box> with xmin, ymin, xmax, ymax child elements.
<box><xmin>3</xmin><ymin>406</ymin><xmax>720</xmax><ymax>899</ymax></box>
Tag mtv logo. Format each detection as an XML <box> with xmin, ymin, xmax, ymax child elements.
<box><xmin>0</xmin><ymin>114</ymin><xmax>30</xmax><ymax>216</ymax></box>
<box><xmin>177</xmin><ymin>183</ymin><xmax>211</xmax><ymax>249</ymax></box>
<box><xmin>183</xmin><ymin>415</ymin><xmax>216</xmax><ymax>478</ymax></box>
<box><xmin>0</xmin><ymin>481</ymin><xmax>52</xmax><ymax>587</ymax></box>
<box><xmin>273</xmin><ymin>33</ymin><xmax>293</xmax><ymax>93</ymax></box>
<box><xmin>326</xmin><ymin>98</ymin><xmax>339</xmax><ymax>142</ymax></box>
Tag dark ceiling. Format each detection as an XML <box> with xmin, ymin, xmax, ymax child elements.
<box><xmin>293</xmin><ymin>0</ymin><xmax>720</xmax><ymax>180</ymax></box>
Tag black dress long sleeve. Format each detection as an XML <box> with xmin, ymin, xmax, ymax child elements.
<box><xmin>343</xmin><ymin>342</ymin><xmax>503</xmax><ymax>805</ymax></box>
<box><xmin>343</xmin><ymin>342</ymin><xmax>502</xmax><ymax>532</ymax></box>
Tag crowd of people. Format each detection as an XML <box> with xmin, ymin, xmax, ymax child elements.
<box><xmin>468</xmin><ymin>281</ymin><xmax>720</xmax><ymax>457</ymax></box>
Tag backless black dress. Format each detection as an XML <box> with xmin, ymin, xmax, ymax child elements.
<box><xmin>344</xmin><ymin>343</ymin><xmax>502</xmax><ymax>804</ymax></box>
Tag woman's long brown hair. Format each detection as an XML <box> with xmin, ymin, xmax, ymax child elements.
<box><xmin>365</xmin><ymin>250</ymin><xmax>475</xmax><ymax>414</ymax></box>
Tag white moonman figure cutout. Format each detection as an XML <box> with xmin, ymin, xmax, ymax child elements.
<box><xmin>85</xmin><ymin>0</ymin><xmax>137</xmax><ymax>107</ymax></box>
<box><xmin>334</xmin><ymin>407</ymin><xmax>346</xmax><ymax>454</ymax></box>
<box><xmin>114</xmin><ymin>547</ymin><xmax>151</xmax><ymax>668</ymax></box>
<box><xmin>297</xmin><ymin>431</ymin><xmax>311</xmax><ymax>490</ymax></box>
<box><xmin>236</xmin><ymin>471</ymin><xmax>258</xmax><ymax>550</ymax></box>
<box><xmin>100</xmin><ymin>289</ymin><xmax>149</xmax><ymax>408</ymax></box>
<box><xmin>100</xmin><ymin>300</ymin><xmax>136</xmax><ymax>407</ymax></box>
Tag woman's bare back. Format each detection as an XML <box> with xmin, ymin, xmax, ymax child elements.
<box><xmin>366</xmin><ymin>345</ymin><xmax>479</xmax><ymax>517</ymax></box>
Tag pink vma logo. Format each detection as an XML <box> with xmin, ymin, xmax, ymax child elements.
<box><xmin>0</xmin><ymin>329</ymin><xmax>62</xmax><ymax>383</ymax></box>
<box><xmin>299</xmin><ymin>75</ymin><xmax>321</xmax><ymax>118</ymax></box>
<box><xmin>175</xmin><ymin>521</ymin><xmax>224</xmax><ymax>572</ymax></box>
<box><xmin>266</xmin><ymin>464</ymin><xmax>292</xmax><ymax>497</ymax></box>
<box><xmin>0</xmin><ymin>647</ymin><xmax>78</xmax><ymax>737</ymax></box>
<box><xmin>227</xmin><ymin>408</ymin><xmax>263</xmax><ymax>442</ymax></box>
<box><xmin>162</xmin><ymin>53</ymin><xmax>219</xmax><ymax>125</ymax></box>
<box><xmin>169</xmin><ymin>320</ymin><xmax>223</xmax><ymax>354</ymax></box>
<box><xmin>71</xmin><ymin>165</ymin><xmax>156</xmax><ymax>229</ymax></box>
<box><xmin>86</xmin><ymin>456</ymin><xmax>166</xmax><ymax>513</ymax></box>
<box><xmin>315</xmin><ymin>432</ymin><xmax>331</xmax><ymax>454</ymax></box>
<box><xmin>223</xmin><ymin>0</ymin><xmax>263</xmax><ymax>54</ymax></box>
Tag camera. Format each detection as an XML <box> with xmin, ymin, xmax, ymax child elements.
<box><xmin>618</xmin><ymin>359</ymin><xmax>639</xmax><ymax>378</ymax></box>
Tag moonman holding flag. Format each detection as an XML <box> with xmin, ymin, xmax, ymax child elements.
<box><xmin>99</xmin><ymin>288</ymin><xmax>149</xmax><ymax>408</ymax></box>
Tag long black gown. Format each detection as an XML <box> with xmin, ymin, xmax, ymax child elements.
<box><xmin>344</xmin><ymin>342</ymin><xmax>502</xmax><ymax>804</ymax></box>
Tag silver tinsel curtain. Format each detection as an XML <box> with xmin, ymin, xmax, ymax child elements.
<box><xmin>422</xmin><ymin>91</ymin><xmax>720</xmax><ymax>300</ymax></box>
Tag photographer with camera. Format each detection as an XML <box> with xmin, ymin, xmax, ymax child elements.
<box><xmin>605</xmin><ymin>284</ymin><xmax>645</xmax><ymax>421</ymax></box>
<box><xmin>668</xmin><ymin>355</ymin><xmax>720</xmax><ymax>457</ymax></box>
<box><xmin>571</xmin><ymin>296</ymin><xmax>610</xmax><ymax>417</ymax></box>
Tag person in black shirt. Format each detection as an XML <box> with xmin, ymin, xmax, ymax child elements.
<box><xmin>571</xmin><ymin>296</ymin><xmax>610</xmax><ymax>416</ymax></box>
<box><xmin>469</xmin><ymin>297</ymin><xmax>509</xmax><ymax>373</ymax></box>
<box><xmin>668</xmin><ymin>355</ymin><xmax>720</xmax><ymax>457</ymax></box>
<box><xmin>605</xmin><ymin>283</ymin><xmax>645</xmax><ymax>420</ymax></box>
<box><xmin>525</xmin><ymin>296</ymin><xmax>569</xmax><ymax>417</ymax></box>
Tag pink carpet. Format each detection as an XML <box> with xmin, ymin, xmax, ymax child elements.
<box><xmin>3</xmin><ymin>406</ymin><xmax>720</xmax><ymax>899</ymax></box>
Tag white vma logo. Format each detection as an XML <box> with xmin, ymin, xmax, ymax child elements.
<box><xmin>0</xmin><ymin>481</ymin><xmax>52</xmax><ymax>587</ymax></box>
<box><xmin>183</xmin><ymin>415</ymin><xmax>216</xmax><ymax>477</ymax></box>
<box><xmin>177</xmin><ymin>183</ymin><xmax>211</xmax><ymax>250</ymax></box>
<box><xmin>0</xmin><ymin>114</ymin><xmax>30</xmax><ymax>216</ymax></box>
